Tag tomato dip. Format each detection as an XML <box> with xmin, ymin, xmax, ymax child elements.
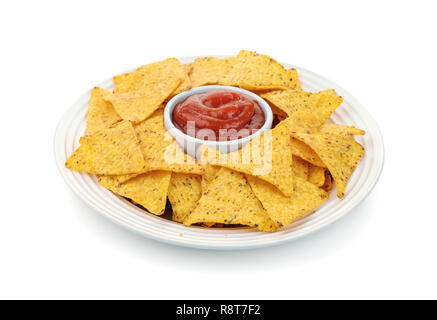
<box><xmin>172</xmin><ymin>90</ymin><xmax>265</xmax><ymax>141</ymax></box>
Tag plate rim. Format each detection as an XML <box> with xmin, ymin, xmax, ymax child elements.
<box><xmin>54</xmin><ymin>55</ymin><xmax>385</xmax><ymax>250</ymax></box>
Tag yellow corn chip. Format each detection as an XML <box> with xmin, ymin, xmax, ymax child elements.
<box><xmin>308</xmin><ymin>164</ymin><xmax>326</xmax><ymax>187</ymax></box>
<box><xmin>114</xmin><ymin>58</ymin><xmax>184</xmax><ymax>93</ymax></box>
<box><xmin>84</xmin><ymin>87</ymin><xmax>121</xmax><ymax>136</ymax></box>
<box><xmin>109</xmin><ymin>58</ymin><xmax>185</xmax><ymax>122</ymax></box>
<box><xmin>246</xmin><ymin>175</ymin><xmax>328</xmax><ymax>228</ymax></box>
<box><xmin>85</xmin><ymin>110</ymin><xmax>189</xmax><ymax>183</ymax></box>
<box><xmin>222</xmin><ymin>50</ymin><xmax>297</xmax><ymax>90</ymax></box>
<box><xmin>292</xmin><ymin>132</ymin><xmax>365</xmax><ymax>198</ymax></box>
<box><xmin>114</xmin><ymin>63</ymin><xmax>187</xmax><ymax>88</ymax></box>
<box><xmin>168</xmin><ymin>173</ymin><xmax>202</xmax><ymax>222</ymax></box>
<box><xmin>87</xmin><ymin>109</ymin><xmax>204</xmax><ymax>184</ymax></box>
<box><xmin>261</xmin><ymin>90</ymin><xmax>343</xmax><ymax>126</ymax></box>
<box><xmin>200</xmin><ymin>118</ymin><xmax>293</xmax><ymax>197</ymax></box>
<box><xmin>261</xmin><ymin>89</ymin><xmax>312</xmax><ymax>117</ymax></box>
<box><xmin>190</xmin><ymin>51</ymin><xmax>300</xmax><ymax>91</ymax></box>
<box><xmin>184</xmin><ymin>168</ymin><xmax>277</xmax><ymax>232</ymax></box>
<box><xmin>266</xmin><ymin>90</ymin><xmax>344</xmax><ymax>172</ymax></box>
<box><xmin>65</xmin><ymin>120</ymin><xmax>146</xmax><ymax>175</ymax></box>
<box><xmin>189</xmin><ymin>57</ymin><xmax>236</xmax><ymax>87</ymax></box>
<box><xmin>103</xmin><ymin>90</ymin><xmax>168</xmax><ymax>123</ymax></box>
<box><xmin>320</xmin><ymin>123</ymin><xmax>366</xmax><ymax>136</ymax></box>
<box><xmin>134</xmin><ymin>110</ymin><xmax>205</xmax><ymax>175</ymax></box>
<box><xmin>98</xmin><ymin>171</ymin><xmax>171</xmax><ymax>215</ymax></box>
<box><xmin>292</xmin><ymin>156</ymin><xmax>309</xmax><ymax>180</ymax></box>
<box><xmin>290</xmin><ymin>94</ymin><xmax>343</xmax><ymax>133</ymax></box>
<box><xmin>113</xmin><ymin>59</ymin><xmax>189</xmax><ymax>91</ymax></box>
<box><xmin>290</xmin><ymin>138</ymin><xmax>326</xmax><ymax>167</ymax></box>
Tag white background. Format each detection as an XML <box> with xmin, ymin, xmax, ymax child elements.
<box><xmin>1</xmin><ymin>0</ymin><xmax>436</xmax><ymax>299</ymax></box>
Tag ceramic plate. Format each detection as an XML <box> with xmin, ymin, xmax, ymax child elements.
<box><xmin>54</xmin><ymin>56</ymin><xmax>384</xmax><ymax>250</ymax></box>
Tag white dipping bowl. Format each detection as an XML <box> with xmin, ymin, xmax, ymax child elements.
<box><xmin>164</xmin><ymin>85</ymin><xmax>273</xmax><ymax>159</ymax></box>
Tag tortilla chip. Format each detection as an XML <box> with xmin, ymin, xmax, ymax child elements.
<box><xmin>99</xmin><ymin>112</ymin><xmax>202</xmax><ymax>186</ymax></box>
<box><xmin>103</xmin><ymin>90</ymin><xmax>167</xmax><ymax>123</ymax></box>
<box><xmin>109</xmin><ymin>58</ymin><xmax>184</xmax><ymax>122</ymax></box>
<box><xmin>65</xmin><ymin>120</ymin><xmax>146</xmax><ymax>175</ymax></box>
<box><xmin>292</xmin><ymin>156</ymin><xmax>309</xmax><ymax>180</ymax></box>
<box><xmin>308</xmin><ymin>164</ymin><xmax>326</xmax><ymax>187</ymax></box>
<box><xmin>189</xmin><ymin>57</ymin><xmax>236</xmax><ymax>87</ymax></box>
<box><xmin>200</xmin><ymin>118</ymin><xmax>293</xmax><ymax>197</ymax></box>
<box><xmin>114</xmin><ymin>58</ymin><xmax>184</xmax><ymax>93</ymax></box>
<box><xmin>291</xmin><ymin>94</ymin><xmax>343</xmax><ymax>132</ymax></box>
<box><xmin>98</xmin><ymin>171</ymin><xmax>171</xmax><ymax>215</ymax></box>
<box><xmin>114</xmin><ymin>62</ymin><xmax>190</xmax><ymax>91</ymax></box>
<box><xmin>290</xmin><ymin>138</ymin><xmax>326</xmax><ymax>167</ymax></box>
<box><xmin>222</xmin><ymin>50</ymin><xmax>297</xmax><ymax>90</ymax></box>
<box><xmin>246</xmin><ymin>175</ymin><xmax>328</xmax><ymax>228</ymax></box>
<box><xmin>320</xmin><ymin>123</ymin><xmax>366</xmax><ymax>136</ymax></box>
<box><xmin>134</xmin><ymin>110</ymin><xmax>204</xmax><ymax>175</ymax></box>
<box><xmin>113</xmin><ymin>59</ymin><xmax>189</xmax><ymax>92</ymax></box>
<box><xmin>261</xmin><ymin>89</ymin><xmax>313</xmax><ymax>117</ymax></box>
<box><xmin>184</xmin><ymin>168</ymin><xmax>277</xmax><ymax>232</ymax></box>
<box><xmin>168</xmin><ymin>173</ymin><xmax>202</xmax><ymax>222</ymax></box>
<box><xmin>190</xmin><ymin>51</ymin><xmax>300</xmax><ymax>91</ymax></box>
<box><xmin>84</xmin><ymin>87</ymin><xmax>121</xmax><ymax>136</ymax></box>
<box><xmin>261</xmin><ymin>89</ymin><xmax>343</xmax><ymax>128</ymax></box>
<box><xmin>292</xmin><ymin>132</ymin><xmax>365</xmax><ymax>198</ymax></box>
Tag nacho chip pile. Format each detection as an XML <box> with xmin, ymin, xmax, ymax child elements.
<box><xmin>65</xmin><ymin>50</ymin><xmax>365</xmax><ymax>232</ymax></box>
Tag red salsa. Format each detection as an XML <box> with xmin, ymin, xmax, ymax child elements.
<box><xmin>172</xmin><ymin>90</ymin><xmax>265</xmax><ymax>141</ymax></box>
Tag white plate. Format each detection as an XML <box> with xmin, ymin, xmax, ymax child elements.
<box><xmin>54</xmin><ymin>56</ymin><xmax>384</xmax><ymax>250</ymax></box>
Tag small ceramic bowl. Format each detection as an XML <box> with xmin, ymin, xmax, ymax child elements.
<box><xmin>164</xmin><ymin>85</ymin><xmax>273</xmax><ymax>159</ymax></box>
